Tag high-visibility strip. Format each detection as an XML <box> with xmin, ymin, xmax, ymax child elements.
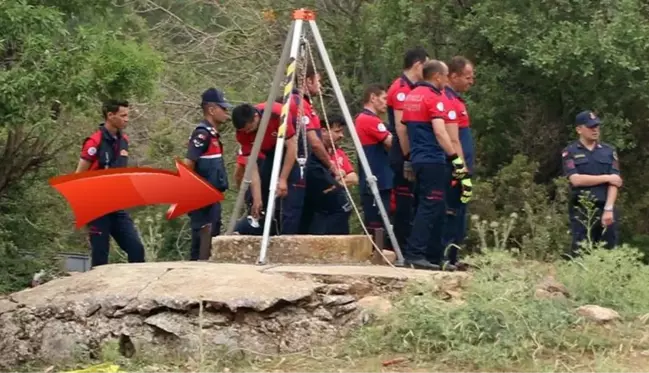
<box><xmin>278</xmin><ymin>57</ymin><xmax>297</xmax><ymax>138</ymax></box>
<box><xmin>199</xmin><ymin>154</ymin><xmax>222</xmax><ymax>159</ymax></box>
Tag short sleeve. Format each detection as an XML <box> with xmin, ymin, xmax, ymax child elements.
<box><xmin>270</xmin><ymin>103</ymin><xmax>296</xmax><ymax>139</ymax></box>
<box><xmin>611</xmin><ymin>149</ymin><xmax>620</xmax><ymax>175</ymax></box>
<box><xmin>186</xmin><ymin>129</ymin><xmax>210</xmax><ymax>161</ymax></box>
<box><xmin>80</xmin><ymin>137</ymin><xmax>99</xmax><ymax>162</ymax></box>
<box><xmin>562</xmin><ymin>148</ymin><xmax>577</xmax><ymax>177</ymax></box>
<box><xmin>445</xmin><ymin>99</ymin><xmax>459</xmax><ymax>125</ymax></box>
<box><xmin>425</xmin><ymin>95</ymin><xmax>450</xmax><ymax>121</ymax></box>
<box><xmin>390</xmin><ymin>87</ymin><xmax>410</xmax><ymax>111</ymax></box>
<box><xmin>235</xmin><ymin>131</ymin><xmax>253</xmax><ymax>156</ymax></box>
<box><xmin>366</xmin><ymin>117</ymin><xmax>390</xmax><ymax>143</ymax></box>
<box><xmin>339</xmin><ymin>150</ymin><xmax>354</xmax><ymax>174</ymax></box>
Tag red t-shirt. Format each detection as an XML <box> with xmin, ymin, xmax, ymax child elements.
<box><xmin>289</xmin><ymin>93</ymin><xmax>321</xmax><ymax>132</ymax></box>
<box><xmin>236</xmin><ymin>146</ymin><xmax>247</xmax><ymax>166</ymax></box>
<box><xmin>402</xmin><ymin>83</ymin><xmax>456</xmax><ymax>164</ymax></box>
<box><xmin>255</xmin><ymin>101</ymin><xmax>296</xmax><ymax>152</ymax></box>
<box><xmin>444</xmin><ymin>87</ymin><xmax>470</xmax><ymax>129</ymax></box>
<box><xmin>235</xmin><ymin>101</ymin><xmax>294</xmax><ymax>160</ymax></box>
<box><xmin>330</xmin><ymin>148</ymin><xmax>354</xmax><ymax>175</ymax></box>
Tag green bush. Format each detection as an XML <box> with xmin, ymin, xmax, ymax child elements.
<box><xmin>556</xmin><ymin>245</ymin><xmax>649</xmax><ymax>317</ymax></box>
<box><xmin>467</xmin><ymin>154</ymin><xmax>571</xmax><ymax>261</ymax></box>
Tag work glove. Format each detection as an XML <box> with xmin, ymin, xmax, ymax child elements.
<box><xmin>403</xmin><ymin>160</ymin><xmax>416</xmax><ymax>182</ymax></box>
<box><xmin>448</xmin><ymin>154</ymin><xmax>468</xmax><ymax>180</ymax></box>
<box><xmin>460</xmin><ymin>177</ymin><xmax>473</xmax><ymax>204</ymax></box>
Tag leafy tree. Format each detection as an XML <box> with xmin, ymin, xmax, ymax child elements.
<box><xmin>0</xmin><ymin>0</ymin><xmax>162</xmax><ymax>291</ymax></box>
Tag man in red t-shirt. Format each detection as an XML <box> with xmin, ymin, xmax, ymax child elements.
<box><xmin>75</xmin><ymin>100</ymin><xmax>145</xmax><ymax>268</ymax></box>
<box><xmin>386</xmin><ymin>47</ymin><xmax>430</xmax><ymax>253</ymax></box>
<box><xmin>355</xmin><ymin>84</ymin><xmax>393</xmax><ymax>244</ymax></box>
<box><xmin>402</xmin><ymin>60</ymin><xmax>467</xmax><ymax>271</ymax></box>
<box><xmin>232</xmin><ymin>101</ymin><xmax>297</xmax><ymax>234</ymax></box>
<box><xmin>289</xmin><ymin>64</ymin><xmax>343</xmax><ymax>234</ymax></box>
<box><xmin>443</xmin><ymin>56</ymin><xmax>476</xmax><ymax>268</ymax></box>
<box><xmin>308</xmin><ymin>114</ymin><xmax>357</xmax><ymax>235</ymax></box>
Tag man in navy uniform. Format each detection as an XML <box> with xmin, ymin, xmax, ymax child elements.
<box><xmin>75</xmin><ymin>99</ymin><xmax>146</xmax><ymax>268</ymax></box>
<box><xmin>355</xmin><ymin>84</ymin><xmax>393</xmax><ymax>245</ymax></box>
<box><xmin>184</xmin><ymin>88</ymin><xmax>231</xmax><ymax>260</ymax></box>
<box><xmin>402</xmin><ymin>60</ymin><xmax>468</xmax><ymax>271</ymax></box>
<box><xmin>562</xmin><ymin>110</ymin><xmax>622</xmax><ymax>257</ymax></box>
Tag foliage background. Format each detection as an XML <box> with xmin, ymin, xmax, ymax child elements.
<box><xmin>2</xmin><ymin>0</ymin><xmax>649</xmax><ymax>292</ymax></box>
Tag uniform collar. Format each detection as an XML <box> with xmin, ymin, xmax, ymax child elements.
<box><xmin>416</xmin><ymin>81</ymin><xmax>442</xmax><ymax>93</ymax></box>
<box><xmin>99</xmin><ymin>123</ymin><xmax>121</xmax><ymax>141</ymax></box>
<box><xmin>576</xmin><ymin>140</ymin><xmax>601</xmax><ymax>149</ymax></box>
<box><xmin>445</xmin><ymin>86</ymin><xmax>464</xmax><ymax>101</ymax></box>
<box><xmin>361</xmin><ymin>108</ymin><xmax>378</xmax><ymax>117</ymax></box>
<box><xmin>198</xmin><ymin>120</ymin><xmax>219</xmax><ymax>137</ymax></box>
<box><xmin>291</xmin><ymin>88</ymin><xmax>312</xmax><ymax>103</ymax></box>
<box><xmin>400</xmin><ymin>74</ymin><xmax>416</xmax><ymax>89</ymax></box>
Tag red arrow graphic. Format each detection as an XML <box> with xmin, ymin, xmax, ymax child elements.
<box><xmin>49</xmin><ymin>159</ymin><xmax>224</xmax><ymax>228</ymax></box>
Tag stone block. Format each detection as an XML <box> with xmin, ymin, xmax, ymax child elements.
<box><xmin>211</xmin><ymin>235</ymin><xmax>373</xmax><ymax>265</ymax></box>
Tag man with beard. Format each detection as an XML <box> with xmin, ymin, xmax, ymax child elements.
<box><xmin>308</xmin><ymin>114</ymin><xmax>357</xmax><ymax>235</ymax></box>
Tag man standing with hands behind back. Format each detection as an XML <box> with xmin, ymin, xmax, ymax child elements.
<box><xmin>402</xmin><ymin>60</ymin><xmax>468</xmax><ymax>271</ymax></box>
<box><xmin>562</xmin><ymin>110</ymin><xmax>622</xmax><ymax>258</ymax></box>
<box><xmin>184</xmin><ymin>88</ymin><xmax>231</xmax><ymax>261</ymax></box>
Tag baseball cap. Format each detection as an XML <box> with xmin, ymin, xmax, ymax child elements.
<box><xmin>575</xmin><ymin>110</ymin><xmax>601</xmax><ymax>128</ymax></box>
<box><xmin>201</xmin><ymin>88</ymin><xmax>232</xmax><ymax>110</ymax></box>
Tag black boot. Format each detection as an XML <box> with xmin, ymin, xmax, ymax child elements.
<box><xmin>405</xmin><ymin>258</ymin><xmax>441</xmax><ymax>271</ymax></box>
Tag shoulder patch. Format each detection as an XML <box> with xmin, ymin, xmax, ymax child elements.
<box><xmin>377</xmin><ymin>122</ymin><xmax>387</xmax><ymax>132</ymax></box>
<box><xmin>397</xmin><ymin>92</ymin><xmax>406</xmax><ymax>102</ymax></box>
<box><xmin>436</xmin><ymin>102</ymin><xmax>444</xmax><ymax>111</ymax></box>
<box><xmin>448</xmin><ymin>110</ymin><xmax>457</xmax><ymax>120</ymax></box>
<box><xmin>87</xmin><ymin>147</ymin><xmax>97</xmax><ymax>156</ymax></box>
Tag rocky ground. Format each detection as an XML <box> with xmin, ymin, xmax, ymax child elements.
<box><xmin>0</xmin><ymin>261</ymin><xmax>467</xmax><ymax>370</ymax></box>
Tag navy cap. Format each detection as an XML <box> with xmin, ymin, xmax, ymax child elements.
<box><xmin>575</xmin><ymin>110</ymin><xmax>601</xmax><ymax>128</ymax></box>
<box><xmin>201</xmin><ymin>88</ymin><xmax>232</xmax><ymax>110</ymax></box>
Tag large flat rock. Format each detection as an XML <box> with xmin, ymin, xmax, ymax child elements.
<box><xmin>5</xmin><ymin>262</ymin><xmax>317</xmax><ymax>313</ymax></box>
<box><xmin>211</xmin><ymin>235</ymin><xmax>374</xmax><ymax>264</ymax></box>
<box><xmin>264</xmin><ymin>264</ymin><xmax>470</xmax><ymax>281</ymax></box>
<box><xmin>0</xmin><ymin>261</ymin><xmax>468</xmax><ymax>370</ymax></box>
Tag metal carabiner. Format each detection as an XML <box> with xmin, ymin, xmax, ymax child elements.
<box><xmin>297</xmin><ymin>157</ymin><xmax>307</xmax><ymax>179</ymax></box>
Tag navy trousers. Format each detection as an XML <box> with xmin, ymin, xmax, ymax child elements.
<box><xmin>443</xmin><ymin>127</ymin><xmax>475</xmax><ymax>263</ymax></box>
<box><xmin>568</xmin><ymin>203</ymin><xmax>618</xmax><ymax>256</ymax></box>
<box><xmin>405</xmin><ymin>162</ymin><xmax>449</xmax><ymax>264</ymax></box>
<box><xmin>88</xmin><ymin>210</ymin><xmax>145</xmax><ymax>267</ymax></box>
<box><xmin>391</xmin><ymin>165</ymin><xmax>416</xmax><ymax>250</ymax></box>
<box><xmin>189</xmin><ymin>202</ymin><xmax>221</xmax><ymax>260</ymax></box>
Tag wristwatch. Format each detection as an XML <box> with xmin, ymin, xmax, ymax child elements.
<box><xmin>604</xmin><ymin>206</ymin><xmax>614</xmax><ymax>212</ymax></box>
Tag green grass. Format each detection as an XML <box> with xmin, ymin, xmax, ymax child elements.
<box><xmin>347</xmin><ymin>247</ymin><xmax>649</xmax><ymax>371</ymax></box>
